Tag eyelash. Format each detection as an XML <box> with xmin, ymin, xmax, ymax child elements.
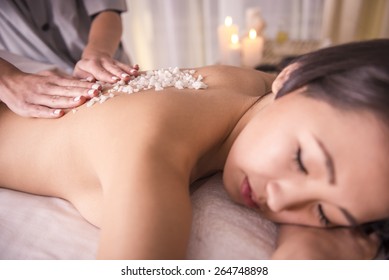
<box><xmin>294</xmin><ymin>147</ymin><xmax>308</xmax><ymax>174</ymax></box>
<box><xmin>318</xmin><ymin>204</ymin><xmax>330</xmax><ymax>227</ymax></box>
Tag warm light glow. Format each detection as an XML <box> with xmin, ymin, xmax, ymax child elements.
<box><xmin>224</xmin><ymin>16</ymin><xmax>232</xmax><ymax>26</ymax></box>
<box><xmin>249</xmin><ymin>29</ymin><xmax>257</xmax><ymax>39</ymax></box>
<box><xmin>231</xmin><ymin>34</ymin><xmax>239</xmax><ymax>45</ymax></box>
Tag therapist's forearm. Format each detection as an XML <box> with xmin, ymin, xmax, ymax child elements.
<box><xmin>0</xmin><ymin>57</ymin><xmax>26</xmax><ymax>96</ymax></box>
<box><xmin>83</xmin><ymin>11</ymin><xmax>123</xmax><ymax>58</ymax></box>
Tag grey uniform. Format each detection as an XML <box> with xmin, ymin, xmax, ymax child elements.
<box><xmin>0</xmin><ymin>0</ymin><xmax>129</xmax><ymax>74</ymax></box>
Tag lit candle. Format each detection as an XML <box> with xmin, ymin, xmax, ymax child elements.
<box><xmin>218</xmin><ymin>16</ymin><xmax>238</xmax><ymax>65</ymax></box>
<box><xmin>242</xmin><ymin>29</ymin><xmax>264</xmax><ymax>68</ymax></box>
<box><xmin>245</xmin><ymin>7</ymin><xmax>265</xmax><ymax>36</ymax></box>
<box><xmin>226</xmin><ymin>34</ymin><xmax>241</xmax><ymax>66</ymax></box>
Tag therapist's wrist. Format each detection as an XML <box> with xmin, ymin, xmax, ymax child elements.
<box><xmin>82</xmin><ymin>46</ymin><xmax>111</xmax><ymax>60</ymax></box>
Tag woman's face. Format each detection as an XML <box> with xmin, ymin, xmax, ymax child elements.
<box><xmin>223</xmin><ymin>90</ymin><xmax>389</xmax><ymax>228</ymax></box>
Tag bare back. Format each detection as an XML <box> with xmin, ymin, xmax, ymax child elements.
<box><xmin>0</xmin><ymin>65</ymin><xmax>273</xmax><ymax>229</ymax></box>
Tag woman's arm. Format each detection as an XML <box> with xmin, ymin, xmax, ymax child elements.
<box><xmin>96</xmin><ymin>144</ymin><xmax>192</xmax><ymax>259</ymax></box>
<box><xmin>84</xmin><ymin>94</ymin><xmax>205</xmax><ymax>259</ymax></box>
<box><xmin>271</xmin><ymin>224</ymin><xmax>380</xmax><ymax>259</ymax></box>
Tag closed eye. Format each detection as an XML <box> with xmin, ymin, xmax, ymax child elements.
<box><xmin>294</xmin><ymin>147</ymin><xmax>308</xmax><ymax>174</ymax></box>
<box><xmin>318</xmin><ymin>204</ymin><xmax>330</xmax><ymax>227</ymax></box>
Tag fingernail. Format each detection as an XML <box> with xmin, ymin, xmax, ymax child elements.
<box><xmin>91</xmin><ymin>83</ymin><xmax>102</xmax><ymax>90</ymax></box>
<box><xmin>86</xmin><ymin>76</ymin><xmax>94</xmax><ymax>82</ymax></box>
<box><xmin>74</xmin><ymin>96</ymin><xmax>81</xmax><ymax>102</ymax></box>
<box><xmin>111</xmin><ymin>76</ymin><xmax>120</xmax><ymax>81</ymax></box>
<box><xmin>133</xmin><ymin>64</ymin><xmax>139</xmax><ymax>70</ymax></box>
<box><xmin>53</xmin><ymin>109</ymin><xmax>62</xmax><ymax>116</ymax></box>
<box><xmin>121</xmin><ymin>73</ymin><xmax>130</xmax><ymax>79</ymax></box>
<box><xmin>130</xmin><ymin>69</ymin><xmax>138</xmax><ymax>75</ymax></box>
<box><xmin>88</xmin><ymin>89</ymin><xmax>97</xmax><ymax>97</ymax></box>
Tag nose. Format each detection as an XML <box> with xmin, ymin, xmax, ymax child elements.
<box><xmin>265</xmin><ymin>180</ymin><xmax>316</xmax><ymax>212</ymax></box>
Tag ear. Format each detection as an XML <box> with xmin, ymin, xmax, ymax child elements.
<box><xmin>272</xmin><ymin>63</ymin><xmax>299</xmax><ymax>95</ymax></box>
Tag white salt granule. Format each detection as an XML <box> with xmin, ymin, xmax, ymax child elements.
<box><xmin>81</xmin><ymin>67</ymin><xmax>208</xmax><ymax>110</ymax></box>
<box><xmin>111</xmin><ymin>67</ymin><xmax>208</xmax><ymax>94</ymax></box>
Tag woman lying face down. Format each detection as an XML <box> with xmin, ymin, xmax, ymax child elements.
<box><xmin>0</xmin><ymin>39</ymin><xmax>388</xmax><ymax>259</ymax></box>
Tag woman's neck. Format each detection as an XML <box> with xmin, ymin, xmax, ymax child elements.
<box><xmin>190</xmin><ymin>92</ymin><xmax>275</xmax><ymax>183</ymax></box>
<box><xmin>225</xmin><ymin>92</ymin><xmax>275</xmax><ymax>149</ymax></box>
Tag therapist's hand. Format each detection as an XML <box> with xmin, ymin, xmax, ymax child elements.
<box><xmin>73</xmin><ymin>10</ymin><xmax>139</xmax><ymax>83</ymax></box>
<box><xmin>73</xmin><ymin>50</ymin><xmax>139</xmax><ymax>84</ymax></box>
<box><xmin>0</xmin><ymin>66</ymin><xmax>101</xmax><ymax>118</ymax></box>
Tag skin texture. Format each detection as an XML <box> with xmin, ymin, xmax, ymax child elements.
<box><xmin>0</xmin><ymin>11</ymin><xmax>138</xmax><ymax>118</ymax></box>
<box><xmin>0</xmin><ymin>65</ymin><xmax>384</xmax><ymax>259</ymax></box>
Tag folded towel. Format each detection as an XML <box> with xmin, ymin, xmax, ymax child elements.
<box><xmin>188</xmin><ymin>172</ymin><xmax>277</xmax><ymax>259</ymax></box>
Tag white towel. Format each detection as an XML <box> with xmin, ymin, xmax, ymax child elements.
<box><xmin>187</xmin><ymin>172</ymin><xmax>277</xmax><ymax>259</ymax></box>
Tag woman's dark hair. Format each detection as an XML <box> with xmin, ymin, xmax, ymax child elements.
<box><xmin>277</xmin><ymin>39</ymin><xmax>389</xmax><ymax>120</ymax></box>
<box><xmin>277</xmin><ymin>39</ymin><xmax>389</xmax><ymax>258</ymax></box>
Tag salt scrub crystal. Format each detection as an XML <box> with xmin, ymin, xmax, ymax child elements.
<box><xmin>84</xmin><ymin>67</ymin><xmax>207</xmax><ymax>109</ymax></box>
<box><xmin>108</xmin><ymin>67</ymin><xmax>208</xmax><ymax>93</ymax></box>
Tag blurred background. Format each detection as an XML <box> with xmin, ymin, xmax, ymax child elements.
<box><xmin>121</xmin><ymin>0</ymin><xmax>389</xmax><ymax>70</ymax></box>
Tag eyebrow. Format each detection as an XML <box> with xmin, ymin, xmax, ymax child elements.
<box><xmin>314</xmin><ymin>138</ymin><xmax>359</xmax><ymax>227</ymax></box>
<box><xmin>315</xmin><ymin>139</ymin><xmax>336</xmax><ymax>185</ymax></box>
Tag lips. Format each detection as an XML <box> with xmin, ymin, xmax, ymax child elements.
<box><xmin>240</xmin><ymin>177</ymin><xmax>260</xmax><ymax>209</ymax></box>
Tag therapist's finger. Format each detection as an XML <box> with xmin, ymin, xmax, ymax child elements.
<box><xmin>37</xmin><ymin>76</ymin><xmax>102</xmax><ymax>100</ymax></box>
<box><xmin>34</xmin><ymin>72</ymin><xmax>100</xmax><ymax>95</ymax></box>
<box><xmin>115</xmin><ymin>61</ymin><xmax>140</xmax><ymax>78</ymax></box>
<box><xmin>46</xmin><ymin>84</ymin><xmax>101</xmax><ymax>100</ymax></box>
<box><xmin>73</xmin><ymin>67</ymin><xmax>96</xmax><ymax>83</ymax></box>
<box><xmin>75</xmin><ymin>58</ymin><xmax>139</xmax><ymax>83</ymax></box>
<box><xmin>52</xmin><ymin>76</ymin><xmax>100</xmax><ymax>91</ymax></box>
<box><xmin>98</xmin><ymin>61</ymin><xmax>140</xmax><ymax>83</ymax></box>
<box><xmin>30</xmin><ymin>93</ymin><xmax>87</xmax><ymax>109</ymax></box>
<box><xmin>74</xmin><ymin>58</ymin><xmax>118</xmax><ymax>83</ymax></box>
<box><xmin>99</xmin><ymin>61</ymin><xmax>133</xmax><ymax>82</ymax></box>
<box><xmin>9</xmin><ymin>102</ymin><xmax>65</xmax><ymax>119</ymax></box>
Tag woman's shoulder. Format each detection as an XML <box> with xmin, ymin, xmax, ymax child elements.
<box><xmin>195</xmin><ymin>65</ymin><xmax>275</xmax><ymax>95</ymax></box>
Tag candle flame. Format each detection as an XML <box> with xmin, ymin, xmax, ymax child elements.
<box><xmin>224</xmin><ymin>16</ymin><xmax>232</xmax><ymax>26</ymax></box>
<box><xmin>231</xmin><ymin>34</ymin><xmax>239</xmax><ymax>44</ymax></box>
<box><xmin>249</xmin><ymin>29</ymin><xmax>257</xmax><ymax>39</ymax></box>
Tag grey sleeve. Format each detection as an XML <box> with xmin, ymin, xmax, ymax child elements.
<box><xmin>82</xmin><ymin>0</ymin><xmax>128</xmax><ymax>17</ymax></box>
<box><xmin>0</xmin><ymin>50</ymin><xmax>56</xmax><ymax>73</ymax></box>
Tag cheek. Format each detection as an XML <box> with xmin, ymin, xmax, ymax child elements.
<box><xmin>223</xmin><ymin>128</ymin><xmax>264</xmax><ymax>197</ymax></box>
<box><xmin>227</xmin><ymin>126</ymin><xmax>289</xmax><ymax>180</ymax></box>
<box><xmin>223</xmin><ymin>107</ymin><xmax>297</xmax><ymax>190</ymax></box>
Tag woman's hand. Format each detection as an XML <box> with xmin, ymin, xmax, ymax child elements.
<box><xmin>271</xmin><ymin>224</ymin><xmax>380</xmax><ymax>259</ymax></box>
<box><xmin>0</xmin><ymin>64</ymin><xmax>101</xmax><ymax>118</ymax></box>
<box><xmin>73</xmin><ymin>50</ymin><xmax>139</xmax><ymax>83</ymax></box>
